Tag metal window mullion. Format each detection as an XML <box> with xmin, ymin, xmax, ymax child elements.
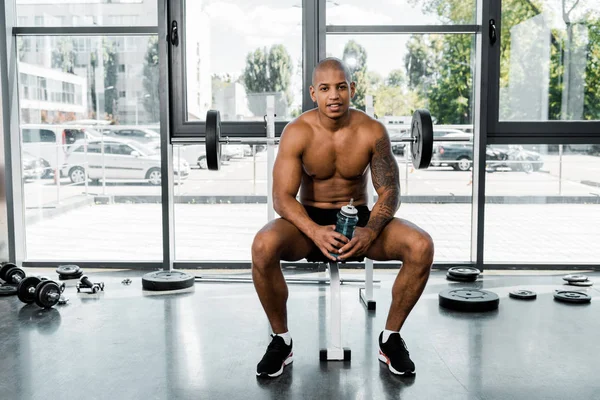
<box><xmin>472</xmin><ymin>0</ymin><xmax>492</xmax><ymax>269</ymax></box>
<box><xmin>326</xmin><ymin>25</ymin><xmax>480</xmax><ymax>35</ymax></box>
<box><xmin>303</xmin><ymin>0</ymin><xmax>319</xmax><ymax>112</ymax></box>
<box><xmin>13</xmin><ymin>26</ymin><xmax>158</xmax><ymax>36</ymax></box>
<box><xmin>1</xmin><ymin>0</ymin><xmax>25</xmax><ymax>264</ymax></box>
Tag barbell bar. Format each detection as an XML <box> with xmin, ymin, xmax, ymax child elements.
<box><xmin>203</xmin><ymin>109</ymin><xmax>470</xmax><ymax>171</ymax></box>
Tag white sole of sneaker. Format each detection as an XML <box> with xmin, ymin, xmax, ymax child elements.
<box><xmin>256</xmin><ymin>353</ymin><xmax>294</xmax><ymax>378</ymax></box>
<box><xmin>378</xmin><ymin>350</ymin><xmax>415</xmax><ymax>375</ymax></box>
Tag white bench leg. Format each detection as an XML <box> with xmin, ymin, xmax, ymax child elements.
<box><xmin>359</xmin><ymin>258</ymin><xmax>376</xmax><ymax>311</ymax></box>
<box><xmin>320</xmin><ymin>262</ymin><xmax>351</xmax><ymax>362</ymax></box>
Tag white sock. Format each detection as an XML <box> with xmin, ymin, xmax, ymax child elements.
<box><xmin>274</xmin><ymin>331</ymin><xmax>292</xmax><ymax>346</ymax></box>
<box><xmin>382</xmin><ymin>329</ymin><xmax>399</xmax><ymax>343</ymax></box>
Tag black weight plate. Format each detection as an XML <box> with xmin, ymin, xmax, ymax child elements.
<box><xmin>0</xmin><ymin>262</ymin><xmax>18</xmax><ymax>281</ymax></box>
<box><xmin>0</xmin><ymin>284</ymin><xmax>17</xmax><ymax>296</ymax></box>
<box><xmin>206</xmin><ymin>109</ymin><xmax>221</xmax><ymax>171</ymax></box>
<box><xmin>17</xmin><ymin>276</ymin><xmax>42</xmax><ymax>304</ymax></box>
<box><xmin>562</xmin><ymin>274</ymin><xmax>588</xmax><ymax>283</ymax></box>
<box><xmin>35</xmin><ymin>281</ymin><xmax>61</xmax><ymax>309</ymax></box>
<box><xmin>410</xmin><ymin>109</ymin><xmax>434</xmax><ymax>169</ymax></box>
<box><xmin>509</xmin><ymin>289</ymin><xmax>537</xmax><ymax>300</ymax></box>
<box><xmin>439</xmin><ymin>288</ymin><xmax>499</xmax><ymax>312</ymax></box>
<box><xmin>448</xmin><ymin>266</ymin><xmax>481</xmax><ymax>278</ymax></box>
<box><xmin>142</xmin><ymin>270</ymin><xmax>195</xmax><ymax>291</ymax></box>
<box><xmin>446</xmin><ymin>272</ymin><xmax>478</xmax><ymax>282</ymax></box>
<box><xmin>59</xmin><ymin>271</ymin><xmax>83</xmax><ymax>281</ymax></box>
<box><xmin>5</xmin><ymin>267</ymin><xmax>26</xmax><ymax>284</ymax></box>
<box><xmin>566</xmin><ymin>280</ymin><xmax>593</xmax><ymax>287</ymax></box>
<box><xmin>56</xmin><ymin>264</ymin><xmax>81</xmax><ymax>276</ymax></box>
<box><xmin>554</xmin><ymin>290</ymin><xmax>591</xmax><ymax>304</ymax></box>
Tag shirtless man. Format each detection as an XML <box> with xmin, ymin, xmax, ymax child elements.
<box><xmin>252</xmin><ymin>58</ymin><xmax>434</xmax><ymax>378</ymax></box>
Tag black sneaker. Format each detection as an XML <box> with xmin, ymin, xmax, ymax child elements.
<box><xmin>378</xmin><ymin>332</ymin><xmax>415</xmax><ymax>375</ymax></box>
<box><xmin>256</xmin><ymin>335</ymin><xmax>293</xmax><ymax>378</ymax></box>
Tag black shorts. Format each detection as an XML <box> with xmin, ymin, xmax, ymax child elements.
<box><xmin>303</xmin><ymin>204</ymin><xmax>371</xmax><ymax>263</ymax></box>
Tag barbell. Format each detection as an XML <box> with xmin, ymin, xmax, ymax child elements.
<box><xmin>203</xmin><ymin>109</ymin><xmax>471</xmax><ymax>171</ymax></box>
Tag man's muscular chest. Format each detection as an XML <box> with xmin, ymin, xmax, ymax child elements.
<box><xmin>301</xmin><ymin>135</ymin><xmax>371</xmax><ymax>180</ymax></box>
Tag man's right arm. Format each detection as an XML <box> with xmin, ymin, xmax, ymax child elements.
<box><xmin>272</xmin><ymin>122</ymin><xmax>319</xmax><ymax>240</ymax></box>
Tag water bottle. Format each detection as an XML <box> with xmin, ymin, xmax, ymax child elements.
<box><xmin>330</xmin><ymin>198</ymin><xmax>359</xmax><ymax>258</ymax></box>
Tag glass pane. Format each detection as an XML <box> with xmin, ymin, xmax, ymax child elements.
<box><xmin>485</xmin><ymin>143</ymin><xmax>600</xmax><ymax>263</ymax></box>
<box><xmin>173</xmin><ymin>142</ymin><xmax>474</xmax><ymax>262</ymax></box>
<box><xmin>326</xmin><ymin>34</ymin><xmax>475</xmax><ymax>124</ymax></box>
<box><xmin>173</xmin><ymin>144</ymin><xmax>268</xmax><ymax>261</ymax></box>
<box><xmin>184</xmin><ymin>0</ymin><xmax>302</xmax><ymax>122</ymax></box>
<box><xmin>18</xmin><ymin>36</ymin><xmax>162</xmax><ymax>261</ymax></box>
<box><xmin>327</xmin><ymin>0</ymin><xmax>477</xmax><ymax>25</ymax></box>
<box><xmin>499</xmin><ymin>0</ymin><xmax>600</xmax><ymax>121</ymax></box>
<box><xmin>16</xmin><ymin>0</ymin><xmax>157</xmax><ymax>27</ymax></box>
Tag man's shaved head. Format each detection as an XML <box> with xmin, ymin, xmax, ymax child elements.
<box><xmin>312</xmin><ymin>57</ymin><xmax>352</xmax><ymax>86</ymax></box>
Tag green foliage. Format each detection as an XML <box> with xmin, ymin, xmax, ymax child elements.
<box><xmin>103</xmin><ymin>39</ymin><xmax>119</xmax><ymax>119</ymax></box>
<box><xmin>142</xmin><ymin>36</ymin><xmax>160</xmax><ymax>120</ymax></box>
<box><xmin>51</xmin><ymin>38</ymin><xmax>76</xmax><ymax>73</ymax></box>
<box><xmin>242</xmin><ymin>45</ymin><xmax>293</xmax><ymax>106</ymax></box>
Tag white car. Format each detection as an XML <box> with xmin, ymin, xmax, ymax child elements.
<box><xmin>62</xmin><ymin>138</ymin><xmax>189</xmax><ymax>185</ymax></box>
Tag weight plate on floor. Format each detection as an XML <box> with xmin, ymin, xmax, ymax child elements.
<box><xmin>554</xmin><ymin>290</ymin><xmax>591</xmax><ymax>304</ymax></box>
<box><xmin>59</xmin><ymin>271</ymin><xmax>83</xmax><ymax>281</ymax></box>
<box><xmin>508</xmin><ymin>289</ymin><xmax>537</xmax><ymax>300</ymax></box>
<box><xmin>5</xmin><ymin>267</ymin><xmax>26</xmax><ymax>284</ymax></box>
<box><xmin>410</xmin><ymin>109</ymin><xmax>434</xmax><ymax>169</ymax></box>
<box><xmin>0</xmin><ymin>262</ymin><xmax>18</xmax><ymax>281</ymax></box>
<box><xmin>0</xmin><ymin>284</ymin><xmax>17</xmax><ymax>296</ymax></box>
<box><xmin>562</xmin><ymin>274</ymin><xmax>588</xmax><ymax>283</ymax></box>
<box><xmin>56</xmin><ymin>264</ymin><xmax>81</xmax><ymax>276</ymax></box>
<box><xmin>142</xmin><ymin>270</ymin><xmax>195</xmax><ymax>291</ymax></box>
<box><xmin>566</xmin><ymin>280</ymin><xmax>593</xmax><ymax>287</ymax></box>
<box><xmin>17</xmin><ymin>276</ymin><xmax>42</xmax><ymax>304</ymax></box>
<box><xmin>206</xmin><ymin>109</ymin><xmax>221</xmax><ymax>171</ymax></box>
<box><xmin>448</xmin><ymin>267</ymin><xmax>481</xmax><ymax>278</ymax></box>
<box><xmin>439</xmin><ymin>288</ymin><xmax>499</xmax><ymax>312</ymax></box>
<box><xmin>446</xmin><ymin>272</ymin><xmax>478</xmax><ymax>282</ymax></box>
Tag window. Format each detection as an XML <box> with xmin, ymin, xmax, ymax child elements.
<box><xmin>484</xmin><ymin>143</ymin><xmax>600</xmax><ymax>264</ymax></box>
<box><xmin>16</xmin><ymin>2</ymin><xmax>156</xmax><ymax>27</ymax></box>
<box><xmin>498</xmin><ymin>0</ymin><xmax>600</xmax><ymax>122</ymax></box>
<box><xmin>326</xmin><ymin>0</ymin><xmax>477</xmax><ymax>25</ymax></box>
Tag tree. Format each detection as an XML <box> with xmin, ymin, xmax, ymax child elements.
<box><xmin>404</xmin><ymin>35</ymin><xmax>439</xmax><ymax>92</ymax></box>
<box><xmin>242</xmin><ymin>45</ymin><xmax>293</xmax><ymax>115</ymax></box>
<box><xmin>103</xmin><ymin>39</ymin><xmax>119</xmax><ymax>120</ymax></box>
<box><xmin>142</xmin><ymin>36</ymin><xmax>160</xmax><ymax>120</ymax></box>
<box><xmin>386</xmin><ymin>69</ymin><xmax>406</xmax><ymax>87</ymax></box>
<box><xmin>51</xmin><ymin>38</ymin><xmax>76</xmax><ymax>73</ymax></box>
<box><xmin>342</xmin><ymin>40</ymin><xmax>369</xmax><ymax>110</ymax></box>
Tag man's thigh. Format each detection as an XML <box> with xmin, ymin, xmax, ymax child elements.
<box><xmin>259</xmin><ymin>217</ymin><xmax>316</xmax><ymax>261</ymax></box>
<box><xmin>365</xmin><ymin>218</ymin><xmax>429</xmax><ymax>262</ymax></box>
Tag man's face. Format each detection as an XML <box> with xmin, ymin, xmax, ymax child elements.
<box><xmin>309</xmin><ymin>68</ymin><xmax>356</xmax><ymax>119</ymax></box>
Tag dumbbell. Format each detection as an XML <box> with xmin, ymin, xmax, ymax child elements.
<box><xmin>77</xmin><ymin>276</ymin><xmax>105</xmax><ymax>294</ymax></box>
<box><xmin>17</xmin><ymin>276</ymin><xmax>65</xmax><ymax>308</ymax></box>
<box><xmin>0</xmin><ymin>262</ymin><xmax>25</xmax><ymax>284</ymax></box>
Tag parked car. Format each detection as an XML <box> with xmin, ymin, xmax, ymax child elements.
<box><xmin>103</xmin><ymin>127</ymin><xmax>161</xmax><ymax>146</ymax></box>
<box><xmin>431</xmin><ymin>134</ymin><xmax>544</xmax><ymax>172</ymax></box>
<box><xmin>21</xmin><ymin>124</ymin><xmax>104</xmax><ymax>178</ymax></box>
<box><xmin>391</xmin><ymin>128</ymin><xmax>466</xmax><ymax>156</ymax></box>
<box><xmin>62</xmin><ymin>138</ymin><xmax>189</xmax><ymax>185</ymax></box>
<box><xmin>22</xmin><ymin>152</ymin><xmax>45</xmax><ymax>181</ymax></box>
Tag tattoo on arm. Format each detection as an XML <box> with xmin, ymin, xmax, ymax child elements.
<box><xmin>367</xmin><ymin>137</ymin><xmax>400</xmax><ymax>235</ymax></box>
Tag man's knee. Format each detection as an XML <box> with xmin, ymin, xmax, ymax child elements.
<box><xmin>408</xmin><ymin>231</ymin><xmax>434</xmax><ymax>267</ymax></box>
<box><xmin>252</xmin><ymin>230</ymin><xmax>281</xmax><ymax>267</ymax></box>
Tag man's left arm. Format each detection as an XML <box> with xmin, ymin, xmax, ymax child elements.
<box><xmin>364</xmin><ymin>125</ymin><xmax>401</xmax><ymax>237</ymax></box>
<box><xmin>337</xmin><ymin>123</ymin><xmax>400</xmax><ymax>259</ymax></box>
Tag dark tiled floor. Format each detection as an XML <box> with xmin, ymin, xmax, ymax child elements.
<box><xmin>0</xmin><ymin>268</ymin><xmax>599</xmax><ymax>400</ymax></box>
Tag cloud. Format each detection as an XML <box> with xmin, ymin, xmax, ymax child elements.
<box><xmin>205</xmin><ymin>2</ymin><xmax>301</xmax><ymax>40</ymax></box>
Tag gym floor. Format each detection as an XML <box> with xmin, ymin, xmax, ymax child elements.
<box><xmin>0</xmin><ymin>268</ymin><xmax>598</xmax><ymax>400</ymax></box>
